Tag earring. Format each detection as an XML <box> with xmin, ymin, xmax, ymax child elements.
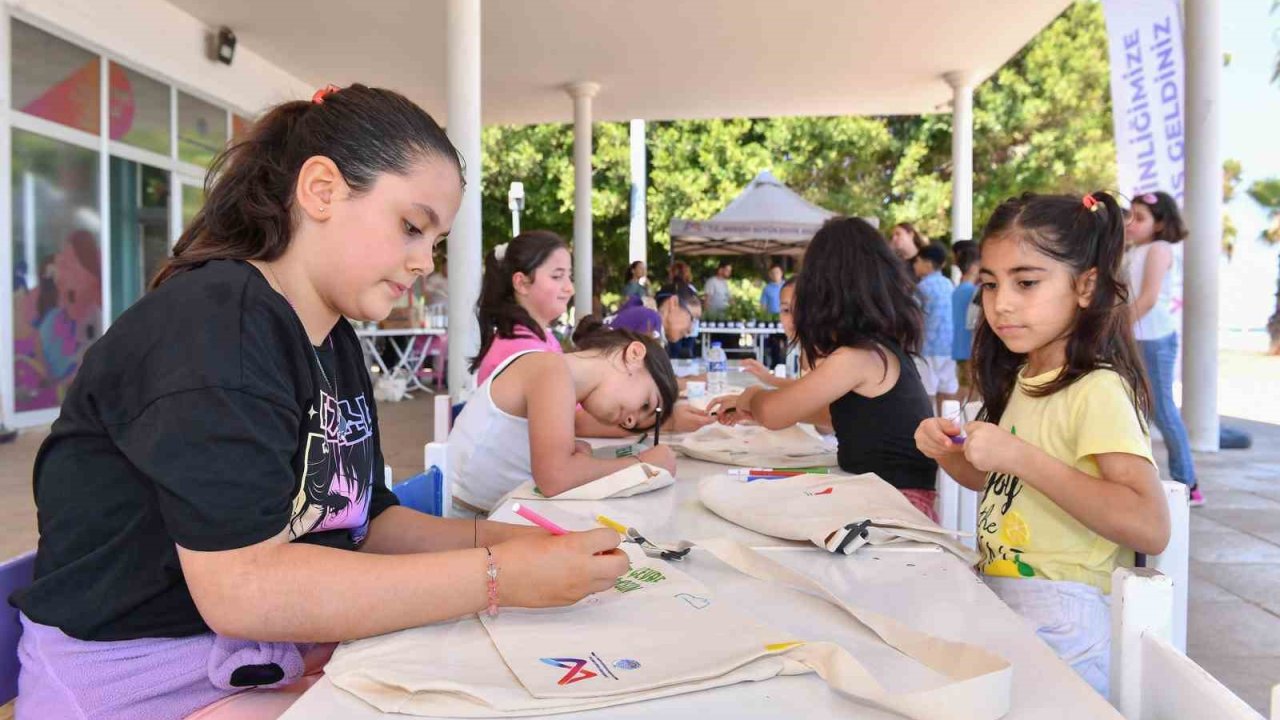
<box><xmin>319</xmin><ymin>206</ymin><xmax>327</xmax><ymax>213</ymax></box>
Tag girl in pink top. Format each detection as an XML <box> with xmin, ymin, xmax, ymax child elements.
<box><xmin>471</xmin><ymin>231</ymin><xmax>574</xmax><ymax>385</ymax></box>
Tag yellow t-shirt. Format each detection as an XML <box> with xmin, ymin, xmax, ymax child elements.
<box><xmin>977</xmin><ymin>366</ymin><xmax>1155</xmax><ymax>594</ymax></box>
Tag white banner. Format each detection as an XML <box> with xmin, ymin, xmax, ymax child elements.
<box><xmin>1102</xmin><ymin>0</ymin><xmax>1186</xmax><ymax>203</ymax></box>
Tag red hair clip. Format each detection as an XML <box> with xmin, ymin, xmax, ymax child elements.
<box><xmin>1082</xmin><ymin>195</ymin><xmax>1100</xmax><ymax>213</ymax></box>
<box><xmin>312</xmin><ymin>84</ymin><xmax>340</xmax><ymax>105</ymax></box>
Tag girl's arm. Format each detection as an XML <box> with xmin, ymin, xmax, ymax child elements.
<box><xmin>739</xmin><ymin>349</ymin><xmax>864</xmax><ymax>429</ymax></box>
<box><xmin>574</xmin><ymin>410</ymin><xmax>632</xmax><ymax>439</ymax></box>
<box><xmin>360</xmin><ymin>505</ymin><xmax>544</xmax><ymax>554</ymax></box>
<box><xmin>1132</xmin><ymin>242</ymin><xmax>1172</xmax><ymax>321</ymax></box>
<box><xmin>964</xmin><ymin>422</ymin><xmax>1171</xmax><ymax>555</ymax></box>
<box><xmin>914</xmin><ymin>417</ymin><xmax>987</xmax><ymax>490</ymax></box>
<box><xmin>177</xmin><ymin>526</ymin><xmax>628</xmax><ymax>643</ymax></box>
<box><xmin>519</xmin><ymin>356</ymin><xmax>674</xmax><ymax>496</ymax></box>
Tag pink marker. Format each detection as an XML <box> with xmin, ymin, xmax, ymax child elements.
<box><xmin>512</xmin><ymin>503</ymin><xmax>569</xmax><ymax>535</ymax></box>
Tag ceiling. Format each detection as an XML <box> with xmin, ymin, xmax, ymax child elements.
<box><xmin>166</xmin><ymin>0</ymin><xmax>1070</xmax><ymax>125</ymax></box>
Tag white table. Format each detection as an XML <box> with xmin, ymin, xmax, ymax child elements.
<box><xmin>281</xmin><ymin>450</ymin><xmax>1120</xmax><ymax>719</ymax></box>
<box><xmin>698</xmin><ymin>326</ymin><xmax>783</xmax><ymax>362</ymax></box>
<box><xmin>356</xmin><ymin>327</ymin><xmax>446</xmax><ymax>393</ymax></box>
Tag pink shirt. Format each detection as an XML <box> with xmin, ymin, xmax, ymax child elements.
<box><xmin>475</xmin><ymin>326</ymin><xmax>563</xmax><ymax>385</ymax></box>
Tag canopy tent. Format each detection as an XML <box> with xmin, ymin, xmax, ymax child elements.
<box><xmin>669</xmin><ymin>170</ymin><xmax>841</xmax><ymax>256</ymax></box>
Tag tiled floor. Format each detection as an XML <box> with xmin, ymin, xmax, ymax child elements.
<box><xmin>0</xmin><ymin>395</ymin><xmax>1277</xmax><ymax>713</ymax></box>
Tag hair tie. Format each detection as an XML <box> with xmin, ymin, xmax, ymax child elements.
<box><xmin>1140</xmin><ymin>193</ymin><xmax>1157</xmax><ymax>204</ymax></box>
<box><xmin>311</xmin><ymin>84</ymin><xmax>340</xmax><ymax>104</ymax></box>
<box><xmin>494</xmin><ymin>243</ymin><xmax>509</xmax><ymax>262</ymax></box>
<box><xmin>1082</xmin><ymin>195</ymin><xmax>1100</xmax><ymax>213</ymax></box>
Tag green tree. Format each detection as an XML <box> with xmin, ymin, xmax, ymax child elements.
<box><xmin>1223</xmin><ymin>158</ymin><xmax>1243</xmax><ymax>258</ymax></box>
<box><xmin>1246</xmin><ymin>178</ymin><xmax>1280</xmax><ymax>354</ymax></box>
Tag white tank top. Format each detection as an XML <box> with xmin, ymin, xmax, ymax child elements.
<box><xmin>1125</xmin><ymin>241</ymin><xmax>1177</xmax><ymax>341</ymax></box>
<box><xmin>447</xmin><ymin>350</ymin><xmax>542</xmax><ymax>512</ymax></box>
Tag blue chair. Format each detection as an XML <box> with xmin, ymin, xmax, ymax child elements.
<box><xmin>392</xmin><ymin>467</ymin><xmax>449</xmax><ymax>517</ymax></box>
<box><xmin>1</xmin><ymin>551</ymin><xmax>35</xmax><ymax>706</ymax></box>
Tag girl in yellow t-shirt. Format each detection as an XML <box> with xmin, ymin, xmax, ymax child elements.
<box><xmin>914</xmin><ymin>191</ymin><xmax>1171</xmax><ymax>698</ymax></box>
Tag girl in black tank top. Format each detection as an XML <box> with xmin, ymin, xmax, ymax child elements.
<box><xmin>706</xmin><ymin>218</ymin><xmax>939</xmax><ymax>511</ymax></box>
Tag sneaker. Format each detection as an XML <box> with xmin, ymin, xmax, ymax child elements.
<box><xmin>1189</xmin><ymin>486</ymin><xmax>1205</xmax><ymax>507</ymax></box>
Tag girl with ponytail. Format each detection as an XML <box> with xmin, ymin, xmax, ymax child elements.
<box><xmin>15</xmin><ymin>85</ymin><xmax>627</xmax><ymax>719</ymax></box>
<box><xmin>914</xmin><ymin>191</ymin><xmax>1170</xmax><ymax>697</ymax></box>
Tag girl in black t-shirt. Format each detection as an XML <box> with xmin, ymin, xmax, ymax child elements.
<box><xmin>706</xmin><ymin>217</ymin><xmax>939</xmax><ymax>519</ymax></box>
<box><xmin>14</xmin><ymin>85</ymin><xmax>627</xmax><ymax>720</ymax></box>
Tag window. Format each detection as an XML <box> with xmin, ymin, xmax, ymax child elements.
<box><xmin>11</xmin><ymin>20</ymin><xmax>101</xmax><ymax>134</ymax></box>
<box><xmin>11</xmin><ymin>130</ymin><xmax>103</xmax><ymax>413</ymax></box>
<box><xmin>178</xmin><ymin>91</ymin><xmax>228</xmax><ymax>167</ymax></box>
<box><xmin>109</xmin><ymin>62</ymin><xmax>171</xmax><ymax>155</ymax></box>
<box><xmin>110</xmin><ymin>158</ymin><xmax>170</xmax><ymax>319</ymax></box>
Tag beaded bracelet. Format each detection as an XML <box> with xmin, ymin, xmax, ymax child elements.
<box><xmin>484</xmin><ymin>547</ymin><xmax>500</xmax><ymax>617</ymax></box>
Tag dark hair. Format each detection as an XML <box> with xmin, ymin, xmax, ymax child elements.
<box><xmin>628</xmin><ymin>260</ymin><xmax>645</xmax><ymax>280</ymax></box>
<box><xmin>893</xmin><ymin>222</ymin><xmax>928</xmax><ymax>250</ymax></box>
<box><xmin>717</xmin><ymin>260</ymin><xmax>732</xmax><ymax>271</ymax></box>
<box><xmin>669</xmin><ymin>261</ymin><xmax>693</xmax><ymax>285</ymax></box>
<box><xmin>152</xmin><ymin>84</ymin><xmax>462</xmax><ymax>288</ymax></box>
<box><xmin>1133</xmin><ymin>191</ymin><xmax>1188</xmax><ymax>243</ymax></box>
<box><xmin>918</xmin><ymin>243</ymin><xmax>948</xmax><ymax>269</ymax></box>
<box><xmin>571</xmin><ymin>316</ymin><xmax>678</xmax><ymax>431</ymax></box>
<box><xmin>792</xmin><ymin>217</ymin><xmax>922</xmax><ymax>373</ymax></box>
<box><xmin>469</xmin><ymin>230</ymin><xmax>569</xmax><ymax>373</ymax></box>
<box><xmin>781</xmin><ymin>275</ymin><xmax>798</xmax><ymax>291</ymax></box>
<box><xmin>973</xmin><ymin>191</ymin><xmax>1151</xmax><ymax>425</ymax></box>
<box><xmin>655</xmin><ymin>283</ymin><xmax>701</xmax><ymax>313</ymax></box>
<box><xmin>952</xmin><ymin>240</ymin><xmax>979</xmax><ymax>273</ymax></box>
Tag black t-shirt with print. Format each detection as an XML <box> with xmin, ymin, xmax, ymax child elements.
<box><xmin>11</xmin><ymin>260</ymin><xmax>398</xmax><ymax>641</ymax></box>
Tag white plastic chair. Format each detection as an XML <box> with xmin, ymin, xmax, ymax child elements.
<box><xmin>1147</xmin><ymin>481</ymin><xmax>1190</xmax><ymax>653</ymax></box>
<box><xmin>1111</xmin><ymin>566</ymin><xmax>1261</xmax><ymax>719</ymax></box>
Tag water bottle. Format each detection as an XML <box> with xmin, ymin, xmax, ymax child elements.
<box><xmin>707</xmin><ymin>341</ymin><xmax>728</xmax><ymax>394</ymax></box>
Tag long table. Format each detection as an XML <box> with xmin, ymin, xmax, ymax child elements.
<box><xmin>281</xmin><ymin>448</ymin><xmax>1121</xmax><ymax>719</ymax></box>
<box><xmin>697</xmin><ymin>326</ymin><xmax>783</xmax><ymax>363</ymax></box>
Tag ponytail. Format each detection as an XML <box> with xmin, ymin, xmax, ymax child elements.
<box><xmin>152</xmin><ymin>84</ymin><xmax>461</xmax><ymax>288</ymax></box>
<box><xmin>469</xmin><ymin>231</ymin><xmax>569</xmax><ymax>373</ymax></box>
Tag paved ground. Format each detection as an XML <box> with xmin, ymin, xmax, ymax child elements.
<box><xmin>1</xmin><ymin>375</ymin><xmax>1277</xmax><ymax>713</ymax></box>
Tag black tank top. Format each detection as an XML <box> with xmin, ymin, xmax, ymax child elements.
<box><xmin>828</xmin><ymin>341</ymin><xmax>938</xmax><ymax>490</ymax></box>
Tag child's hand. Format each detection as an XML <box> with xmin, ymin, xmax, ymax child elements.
<box><xmin>707</xmin><ymin>394</ymin><xmax>751</xmax><ymax>425</ymax></box>
<box><xmin>669</xmin><ymin>403</ymin><xmax>714</xmax><ymax>432</ymax></box>
<box><xmin>962</xmin><ymin>421</ymin><xmax>1027</xmax><ymax>475</ymax></box>
<box><xmin>637</xmin><ymin>445</ymin><xmax>677</xmax><ymax>475</ymax></box>
<box><xmin>914</xmin><ymin>417</ymin><xmax>967</xmax><ymax>460</ymax></box>
<box><xmin>740</xmin><ymin>359</ymin><xmax>775</xmax><ymax>385</ymax></box>
<box><xmin>492</xmin><ymin>529</ymin><xmax>629</xmax><ymax>608</ymax></box>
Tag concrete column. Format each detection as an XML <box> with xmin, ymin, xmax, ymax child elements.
<box><xmin>629</xmin><ymin>119</ymin><xmax>647</xmax><ymax>265</ymax></box>
<box><xmin>567</xmin><ymin>82</ymin><xmax>599</xmax><ymax>318</ymax></box>
<box><xmin>944</xmin><ymin>71</ymin><xmax>974</xmax><ymax>243</ymax></box>
<box><xmin>1183</xmin><ymin>0</ymin><xmax>1221</xmax><ymax>451</ymax></box>
<box><xmin>445</xmin><ymin>0</ymin><xmax>481</xmax><ymax>395</ymax></box>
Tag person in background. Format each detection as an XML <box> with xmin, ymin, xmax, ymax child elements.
<box><xmin>760</xmin><ymin>265</ymin><xmax>784</xmax><ymax>314</ymax></box>
<box><xmin>663</xmin><ymin>261</ymin><xmax>700</xmax><ymax>360</ymax></box>
<box><xmin>913</xmin><ymin>243</ymin><xmax>956</xmax><ymax>411</ymax></box>
<box><xmin>621</xmin><ymin>260</ymin><xmax>649</xmax><ymax>302</ymax></box>
<box><xmin>1125</xmin><ymin>191</ymin><xmax>1201</xmax><ymax>505</ymax></box>
<box><xmin>609</xmin><ymin>285</ymin><xmax>702</xmax><ymax>349</ymax></box>
<box><xmin>704</xmin><ymin>260</ymin><xmax>732</xmax><ymax>316</ymax></box>
<box><xmin>890</xmin><ymin>222</ymin><xmax>927</xmax><ymax>263</ymax></box>
<box><xmin>951</xmin><ymin>241</ymin><xmax>981</xmax><ymax>397</ymax></box>
<box><xmin>742</xmin><ymin>276</ymin><xmax>797</xmax><ymax>388</ymax></box>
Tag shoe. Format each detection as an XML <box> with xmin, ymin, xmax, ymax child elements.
<box><xmin>1189</xmin><ymin>486</ymin><xmax>1205</xmax><ymax>507</ymax></box>
<box><xmin>0</xmin><ymin>428</ymin><xmax>16</xmax><ymax>444</ymax></box>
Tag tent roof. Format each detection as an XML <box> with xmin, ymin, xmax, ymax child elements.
<box><xmin>166</xmin><ymin>0</ymin><xmax>1069</xmax><ymax>125</ymax></box>
<box><xmin>671</xmin><ymin>170</ymin><xmax>838</xmax><ymax>256</ymax></box>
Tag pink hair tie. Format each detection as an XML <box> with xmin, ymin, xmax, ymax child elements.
<box><xmin>312</xmin><ymin>84</ymin><xmax>340</xmax><ymax>104</ymax></box>
<box><xmin>1082</xmin><ymin>195</ymin><xmax>1100</xmax><ymax>213</ymax></box>
<box><xmin>1140</xmin><ymin>193</ymin><xmax>1158</xmax><ymax>204</ymax></box>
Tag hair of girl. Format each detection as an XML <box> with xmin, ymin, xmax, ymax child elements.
<box><xmin>1133</xmin><ymin>191</ymin><xmax>1189</xmax><ymax>243</ymax></box>
<box><xmin>972</xmin><ymin>191</ymin><xmax>1153</xmax><ymax>425</ymax></box>
<box><xmin>571</xmin><ymin>315</ymin><xmax>679</xmax><ymax>431</ymax></box>
<box><xmin>781</xmin><ymin>275</ymin><xmax>798</xmax><ymax>291</ymax></box>
<box><xmin>669</xmin><ymin>260</ymin><xmax>692</xmax><ymax>285</ymax></box>
<box><xmin>628</xmin><ymin>260</ymin><xmax>645</xmax><ymax>280</ymax></box>
<box><xmin>469</xmin><ymin>230</ymin><xmax>570</xmax><ymax>373</ymax></box>
<box><xmin>152</xmin><ymin>84</ymin><xmax>462</xmax><ymax>289</ymax></box>
<box><xmin>654</xmin><ymin>283</ymin><xmax>701</xmax><ymax>314</ymax></box>
<box><xmin>894</xmin><ymin>222</ymin><xmax>928</xmax><ymax>251</ymax></box>
<box><xmin>792</xmin><ymin>217</ymin><xmax>923</xmax><ymax>375</ymax></box>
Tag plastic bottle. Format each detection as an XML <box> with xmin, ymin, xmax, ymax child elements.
<box><xmin>707</xmin><ymin>341</ymin><xmax>728</xmax><ymax>394</ymax></box>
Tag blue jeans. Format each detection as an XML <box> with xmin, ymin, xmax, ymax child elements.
<box><xmin>1140</xmin><ymin>333</ymin><xmax>1197</xmax><ymax>487</ymax></box>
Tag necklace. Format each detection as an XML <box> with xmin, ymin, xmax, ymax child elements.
<box><xmin>266</xmin><ymin>262</ymin><xmax>335</xmax><ymax>394</ymax></box>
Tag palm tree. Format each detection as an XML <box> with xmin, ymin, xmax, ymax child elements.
<box><xmin>1247</xmin><ymin>179</ymin><xmax>1280</xmax><ymax>354</ymax></box>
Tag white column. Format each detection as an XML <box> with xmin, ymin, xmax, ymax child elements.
<box><xmin>1183</xmin><ymin>0</ymin><xmax>1221</xmax><ymax>451</ymax></box>
<box><xmin>446</xmin><ymin>0</ymin><xmax>482</xmax><ymax>396</ymax></box>
<box><xmin>629</xmin><ymin>119</ymin><xmax>647</xmax><ymax>265</ymax></box>
<box><xmin>944</xmin><ymin>72</ymin><xmax>974</xmax><ymax>243</ymax></box>
<box><xmin>567</xmin><ymin>82</ymin><xmax>599</xmax><ymax>318</ymax></box>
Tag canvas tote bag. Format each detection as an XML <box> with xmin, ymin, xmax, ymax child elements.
<box><xmin>700</xmin><ymin>472</ymin><xmax>978</xmax><ymax>565</ymax></box>
<box><xmin>325</xmin><ymin>539</ymin><xmax>1011</xmax><ymax>719</ymax></box>
<box><xmin>670</xmin><ymin>423</ymin><xmax>837</xmax><ymax>468</ymax></box>
<box><xmin>504</xmin><ymin>462</ymin><xmax>674</xmax><ymax>502</ymax></box>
